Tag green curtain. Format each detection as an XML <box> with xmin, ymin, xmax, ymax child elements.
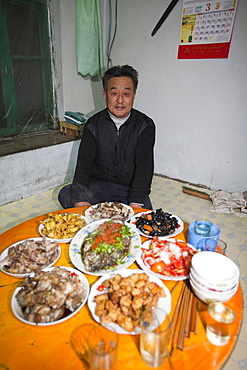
<box><xmin>76</xmin><ymin>0</ymin><xmax>104</xmax><ymax>77</ymax></box>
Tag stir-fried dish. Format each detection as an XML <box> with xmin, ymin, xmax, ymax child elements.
<box><xmin>94</xmin><ymin>273</ymin><xmax>166</xmax><ymax>332</ymax></box>
<box><xmin>135</xmin><ymin>209</ymin><xmax>180</xmax><ymax>236</ymax></box>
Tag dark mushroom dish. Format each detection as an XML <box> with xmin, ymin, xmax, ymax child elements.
<box><xmin>135</xmin><ymin>209</ymin><xmax>180</xmax><ymax>237</ymax></box>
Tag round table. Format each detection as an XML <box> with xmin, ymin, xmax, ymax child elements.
<box><xmin>0</xmin><ymin>207</ymin><xmax>242</xmax><ymax>370</ymax></box>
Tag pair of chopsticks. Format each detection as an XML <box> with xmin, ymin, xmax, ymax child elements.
<box><xmin>169</xmin><ymin>280</ymin><xmax>198</xmax><ymax>355</ymax></box>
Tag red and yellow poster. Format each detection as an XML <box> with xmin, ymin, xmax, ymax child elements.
<box><xmin>177</xmin><ymin>0</ymin><xmax>238</xmax><ymax>59</ymax></box>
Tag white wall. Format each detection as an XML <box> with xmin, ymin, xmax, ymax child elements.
<box><xmin>108</xmin><ymin>0</ymin><xmax>247</xmax><ymax>192</ymax></box>
<box><xmin>59</xmin><ymin>0</ymin><xmax>105</xmax><ymax>117</ymax></box>
<box><xmin>0</xmin><ymin>141</ymin><xmax>80</xmax><ymax>206</ymax></box>
<box><xmin>1</xmin><ymin>0</ymin><xmax>246</xmax><ymax>206</ymax></box>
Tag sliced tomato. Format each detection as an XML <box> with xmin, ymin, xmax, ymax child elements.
<box><xmin>144</xmin><ymin>256</ymin><xmax>156</xmax><ymax>266</ymax></box>
<box><xmin>150</xmin><ymin>261</ymin><xmax>166</xmax><ymax>273</ymax></box>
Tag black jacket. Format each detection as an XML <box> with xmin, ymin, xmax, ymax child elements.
<box><xmin>71</xmin><ymin>108</ymin><xmax>155</xmax><ymax>205</ymax></box>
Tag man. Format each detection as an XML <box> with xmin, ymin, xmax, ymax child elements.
<box><xmin>58</xmin><ymin>65</ymin><xmax>155</xmax><ymax>209</ymax></box>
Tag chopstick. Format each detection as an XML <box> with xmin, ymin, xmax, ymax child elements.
<box><xmin>169</xmin><ymin>280</ymin><xmax>199</xmax><ymax>355</ymax></box>
<box><xmin>169</xmin><ymin>281</ymin><xmax>186</xmax><ymax>356</ymax></box>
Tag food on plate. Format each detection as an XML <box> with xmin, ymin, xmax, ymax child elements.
<box><xmin>142</xmin><ymin>237</ymin><xmax>197</xmax><ymax>276</ymax></box>
<box><xmin>0</xmin><ymin>238</ymin><xmax>59</xmax><ymax>274</ymax></box>
<box><xmin>94</xmin><ymin>273</ymin><xmax>166</xmax><ymax>332</ymax></box>
<box><xmin>87</xmin><ymin>202</ymin><xmax>131</xmax><ymax>221</ymax></box>
<box><xmin>15</xmin><ymin>267</ymin><xmax>87</xmax><ymax>323</ymax></box>
<box><xmin>81</xmin><ymin>220</ymin><xmax>133</xmax><ymax>272</ymax></box>
<box><xmin>40</xmin><ymin>213</ymin><xmax>86</xmax><ymax>239</ymax></box>
<box><xmin>135</xmin><ymin>209</ymin><xmax>180</xmax><ymax>236</ymax></box>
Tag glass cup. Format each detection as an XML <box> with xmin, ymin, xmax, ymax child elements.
<box><xmin>140</xmin><ymin>307</ymin><xmax>171</xmax><ymax>368</ymax></box>
<box><xmin>194</xmin><ymin>219</ymin><xmax>213</xmax><ymax>236</ymax></box>
<box><xmin>206</xmin><ymin>301</ymin><xmax>236</xmax><ymax>346</ymax></box>
<box><xmin>203</xmin><ymin>238</ymin><xmax>227</xmax><ymax>254</ymax></box>
<box><xmin>216</xmin><ymin>239</ymin><xmax>227</xmax><ymax>255</ymax></box>
<box><xmin>87</xmin><ymin>325</ymin><xmax>118</xmax><ymax>370</ymax></box>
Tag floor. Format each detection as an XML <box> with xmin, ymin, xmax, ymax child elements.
<box><xmin>0</xmin><ymin>175</ymin><xmax>246</xmax><ymax>369</ymax></box>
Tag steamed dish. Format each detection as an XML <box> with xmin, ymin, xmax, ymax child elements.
<box><xmin>81</xmin><ymin>220</ymin><xmax>133</xmax><ymax>272</ymax></box>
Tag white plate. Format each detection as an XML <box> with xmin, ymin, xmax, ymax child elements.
<box><xmin>87</xmin><ymin>269</ymin><xmax>171</xmax><ymax>335</ymax></box>
<box><xmin>0</xmin><ymin>237</ymin><xmax>61</xmax><ymax>278</ymax></box>
<box><xmin>129</xmin><ymin>211</ymin><xmax>184</xmax><ymax>239</ymax></box>
<box><xmin>84</xmin><ymin>203</ymin><xmax>134</xmax><ymax>223</ymax></box>
<box><xmin>69</xmin><ymin>219</ymin><xmax>142</xmax><ymax>276</ymax></box>
<box><xmin>11</xmin><ymin>266</ymin><xmax>90</xmax><ymax>326</ymax></box>
<box><xmin>136</xmin><ymin>239</ymin><xmax>197</xmax><ymax>281</ymax></box>
<box><xmin>39</xmin><ymin>214</ymin><xmax>88</xmax><ymax>244</ymax></box>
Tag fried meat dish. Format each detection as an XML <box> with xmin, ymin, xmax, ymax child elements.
<box><xmin>94</xmin><ymin>273</ymin><xmax>166</xmax><ymax>332</ymax></box>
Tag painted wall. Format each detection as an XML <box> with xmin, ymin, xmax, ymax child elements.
<box><xmin>0</xmin><ymin>141</ymin><xmax>80</xmax><ymax>206</ymax></box>
<box><xmin>1</xmin><ymin>0</ymin><xmax>246</xmax><ymax>206</ymax></box>
<box><xmin>107</xmin><ymin>0</ymin><xmax>247</xmax><ymax>192</ymax></box>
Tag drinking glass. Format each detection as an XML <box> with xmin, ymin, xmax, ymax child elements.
<box><xmin>140</xmin><ymin>307</ymin><xmax>171</xmax><ymax>368</ymax></box>
<box><xmin>204</xmin><ymin>238</ymin><xmax>227</xmax><ymax>254</ymax></box>
<box><xmin>87</xmin><ymin>325</ymin><xmax>118</xmax><ymax>370</ymax></box>
<box><xmin>207</xmin><ymin>301</ymin><xmax>236</xmax><ymax>346</ymax></box>
<box><xmin>194</xmin><ymin>219</ymin><xmax>213</xmax><ymax>236</ymax></box>
<box><xmin>216</xmin><ymin>239</ymin><xmax>227</xmax><ymax>255</ymax></box>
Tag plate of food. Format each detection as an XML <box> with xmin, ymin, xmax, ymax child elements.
<box><xmin>11</xmin><ymin>266</ymin><xmax>89</xmax><ymax>326</ymax></box>
<box><xmin>136</xmin><ymin>237</ymin><xmax>198</xmax><ymax>281</ymax></box>
<box><xmin>84</xmin><ymin>202</ymin><xmax>134</xmax><ymax>223</ymax></box>
<box><xmin>129</xmin><ymin>209</ymin><xmax>184</xmax><ymax>238</ymax></box>
<box><xmin>87</xmin><ymin>269</ymin><xmax>171</xmax><ymax>335</ymax></box>
<box><xmin>69</xmin><ymin>219</ymin><xmax>142</xmax><ymax>276</ymax></box>
<box><xmin>0</xmin><ymin>237</ymin><xmax>61</xmax><ymax>278</ymax></box>
<box><xmin>39</xmin><ymin>212</ymin><xmax>88</xmax><ymax>243</ymax></box>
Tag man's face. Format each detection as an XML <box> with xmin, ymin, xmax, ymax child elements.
<box><xmin>103</xmin><ymin>77</ymin><xmax>136</xmax><ymax>119</ymax></box>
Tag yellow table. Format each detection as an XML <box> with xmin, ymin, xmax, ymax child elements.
<box><xmin>0</xmin><ymin>207</ymin><xmax>242</xmax><ymax>369</ymax></box>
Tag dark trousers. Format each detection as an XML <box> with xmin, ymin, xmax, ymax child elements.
<box><xmin>58</xmin><ymin>180</ymin><xmax>152</xmax><ymax>209</ymax></box>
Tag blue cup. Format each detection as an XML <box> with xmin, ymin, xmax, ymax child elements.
<box><xmin>188</xmin><ymin>221</ymin><xmax>220</xmax><ymax>250</ymax></box>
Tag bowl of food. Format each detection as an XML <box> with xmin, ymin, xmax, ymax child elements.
<box><xmin>136</xmin><ymin>237</ymin><xmax>198</xmax><ymax>281</ymax></box>
<box><xmin>129</xmin><ymin>209</ymin><xmax>184</xmax><ymax>238</ymax></box>
<box><xmin>0</xmin><ymin>237</ymin><xmax>61</xmax><ymax>278</ymax></box>
<box><xmin>69</xmin><ymin>219</ymin><xmax>142</xmax><ymax>276</ymax></box>
<box><xmin>39</xmin><ymin>213</ymin><xmax>88</xmax><ymax>243</ymax></box>
<box><xmin>84</xmin><ymin>202</ymin><xmax>134</xmax><ymax>222</ymax></box>
<box><xmin>87</xmin><ymin>269</ymin><xmax>171</xmax><ymax>335</ymax></box>
<box><xmin>12</xmin><ymin>266</ymin><xmax>89</xmax><ymax>325</ymax></box>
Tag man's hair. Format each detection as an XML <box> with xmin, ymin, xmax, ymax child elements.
<box><xmin>102</xmin><ymin>65</ymin><xmax>139</xmax><ymax>91</ymax></box>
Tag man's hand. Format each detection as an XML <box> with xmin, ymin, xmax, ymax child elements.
<box><xmin>74</xmin><ymin>201</ymin><xmax>91</xmax><ymax>207</ymax></box>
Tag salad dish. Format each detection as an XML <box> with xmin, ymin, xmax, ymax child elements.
<box><xmin>136</xmin><ymin>237</ymin><xmax>197</xmax><ymax>281</ymax></box>
<box><xmin>130</xmin><ymin>209</ymin><xmax>184</xmax><ymax>238</ymax></box>
<box><xmin>84</xmin><ymin>202</ymin><xmax>134</xmax><ymax>222</ymax></box>
<box><xmin>11</xmin><ymin>266</ymin><xmax>89</xmax><ymax>326</ymax></box>
<box><xmin>0</xmin><ymin>237</ymin><xmax>61</xmax><ymax>278</ymax></box>
<box><xmin>69</xmin><ymin>219</ymin><xmax>142</xmax><ymax>276</ymax></box>
<box><xmin>87</xmin><ymin>269</ymin><xmax>171</xmax><ymax>335</ymax></box>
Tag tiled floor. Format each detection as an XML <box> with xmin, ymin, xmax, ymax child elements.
<box><xmin>0</xmin><ymin>175</ymin><xmax>246</xmax><ymax>369</ymax></box>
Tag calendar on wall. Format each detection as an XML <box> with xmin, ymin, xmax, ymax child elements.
<box><xmin>177</xmin><ymin>0</ymin><xmax>238</xmax><ymax>59</ymax></box>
